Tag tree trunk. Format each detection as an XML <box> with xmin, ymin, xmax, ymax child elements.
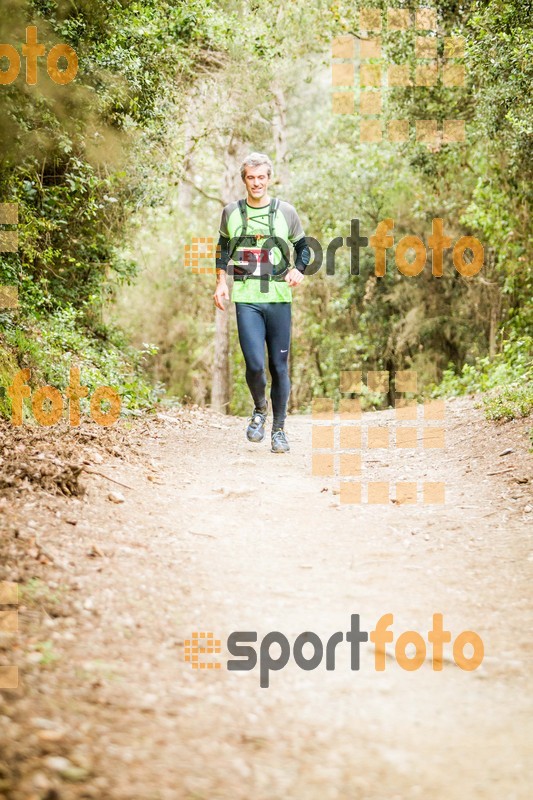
<box><xmin>487</xmin><ymin>249</ymin><xmax>500</xmax><ymax>359</ymax></box>
<box><xmin>211</xmin><ymin>307</ymin><xmax>230</xmax><ymax>412</ymax></box>
<box><xmin>177</xmin><ymin>97</ymin><xmax>197</xmax><ymax>212</ymax></box>
<box><xmin>272</xmin><ymin>83</ymin><xmax>295</xmax><ymax>410</ymax></box>
<box><xmin>272</xmin><ymin>85</ymin><xmax>289</xmax><ymax>189</ymax></box>
<box><xmin>211</xmin><ymin>135</ymin><xmax>247</xmax><ymax>413</ymax></box>
<box><xmin>489</xmin><ymin>294</ymin><xmax>500</xmax><ymax>359</ymax></box>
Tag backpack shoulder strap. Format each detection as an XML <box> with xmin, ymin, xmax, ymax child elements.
<box><xmin>237</xmin><ymin>199</ymin><xmax>248</xmax><ymax>236</ymax></box>
<box><xmin>228</xmin><ymin>199</ymin><xmax>249</xmax><ymax>264</ymax></box>
<box><xmin>268</xmin><ymin>198</ymin><xmax>280</xmax><ymax>237</ymax></box>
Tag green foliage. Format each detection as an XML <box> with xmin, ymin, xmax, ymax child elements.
<box><xmin>435</xmin><ymin>332</ymin><xmax>532</xmax><ymax>424</ymax></box>
<box><xmin>0</xmin><ymin>342</ymin><xmax>19</xmax><ymax>417</ymax></box>
<box><xmin>110</xmin><ymin>0</ymin><xmax>531</xmax><ymax>413</ymax></box>
<box><xmin>0</xmin><ymin>0</ymin><xmax>235</xmax><ymax>417</ymax></box>
<box><xmin>481</xmin><ymin>384</ymin><xmax>533</xmax><ymax>422</ymax></box>
<box><xmin>434</xmin><ymin>335</ymin><xmax>532</xmax><ymax>396</ymax></box>
<box><xmin>286</xmin><ymin>0</ymin><xmax>532</xmax><ymax>407</ymax></box>
<box><xmin>0</xmin><ymin>307</ymin><xmax>163</xmax><ymax>418</ymax></box>
<box><xmin>4</xmin><ymin>0</ymin><xmax>526</xmax><ymax>417</ymax></box>
<box><xmin>0</xmin><ymin>159</ymin><xmax>138</xmax><ymax>313</ymax></box>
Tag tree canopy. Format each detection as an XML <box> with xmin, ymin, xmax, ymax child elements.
<box><xmin>1</xmin><ymin>0</ymin><xmax>531</xmax><ymax>419</ymax></box>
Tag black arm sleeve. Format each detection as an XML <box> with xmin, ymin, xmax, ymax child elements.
<box><xmin>293</xmin><ymin>236</ymin><xmax>311</xmax><ymax>274</ymax></box>
<box><xmin>215</xmin><ymin>234</ymin><xmax>231</xmax><ymax>271</ymax></box>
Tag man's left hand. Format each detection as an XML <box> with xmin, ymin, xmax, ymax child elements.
<box><xmin>285</xmin><ymin>268</ymin><xmax>304</xmax><ymax>287</ymax></box>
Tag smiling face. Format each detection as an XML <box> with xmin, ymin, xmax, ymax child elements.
<box><xmin>243</xmin><ymin>163</ymin><xmax>271</xmax><ymax>203</ymax></box>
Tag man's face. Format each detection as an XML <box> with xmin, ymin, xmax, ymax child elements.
<box><xmin>243</xmin><ymin>164</ymin><xmax>270</xmax><ymax>201</ymax></box>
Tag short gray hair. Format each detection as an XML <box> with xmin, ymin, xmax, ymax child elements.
<box><xmin>240</xmin><ymin>152</ymin><xmax>273</xmax><ymax>181</ymax></box>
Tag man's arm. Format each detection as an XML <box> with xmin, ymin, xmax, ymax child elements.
<box><xmin>283</xmin><ymin>202</ymin><xmax>309</xmax><ymax>285</ymax></box>
<box><xmin>293</xmin><ymin>236</ymin><xmax>311</xmax><ymax>274</ymax></box>
<box><xmin>215</xmin><ymin>233</ymin><xmax>231</xmax><ymax>272</ymax></box>
<box><xmin>213</xmin><ymin>233</ymin><xmax>230</xmax><ymax>310</ymax></box>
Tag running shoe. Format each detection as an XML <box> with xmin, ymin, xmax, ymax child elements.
<box><xmin>246</xmin><ymin>407</ymin><xmax>267</xmax><ymax>442</ymax></box>
<box><xmin>271</xmin><ymin>428</ymin><xmax>290</xmax><ymax>453</ymax></box>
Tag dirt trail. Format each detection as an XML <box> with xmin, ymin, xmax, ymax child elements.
<box><xmin>1</xmin><ymin>398</ymin><xmax>532</xmax><ymax>800</ymax></box>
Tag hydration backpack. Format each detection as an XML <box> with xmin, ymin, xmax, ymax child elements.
<box><xmin>230</xmin><ymin>198</ymin><xmax>289</xmax><ymax>280</ymax></box>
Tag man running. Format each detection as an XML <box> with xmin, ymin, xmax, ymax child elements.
<box><xmin>213</xmin><ymin>152</ymin><xmax>310</xmax><ymax>453</ymax></box>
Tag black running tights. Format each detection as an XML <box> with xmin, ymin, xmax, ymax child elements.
<box><xmin>235</xmin><ymin>302</ymin><xmax>291</xmax><ymax>429</ymax></box>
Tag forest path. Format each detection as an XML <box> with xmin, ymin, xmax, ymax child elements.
<box><xmin>4</xmin><ymin>398</ymin><xmax>532</xmax><ymax>800</ymax></box>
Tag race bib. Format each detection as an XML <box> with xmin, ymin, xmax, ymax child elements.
<box><xmin>234</xmin><ymin>247</ymin><xmax>273</xmax><ymax>276</ymax></box>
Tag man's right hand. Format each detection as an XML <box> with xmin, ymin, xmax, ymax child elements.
<box><xmin>213</xmin><ymin>282</ymin><xmax>230</xmax><ymax>310</ymax></box>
